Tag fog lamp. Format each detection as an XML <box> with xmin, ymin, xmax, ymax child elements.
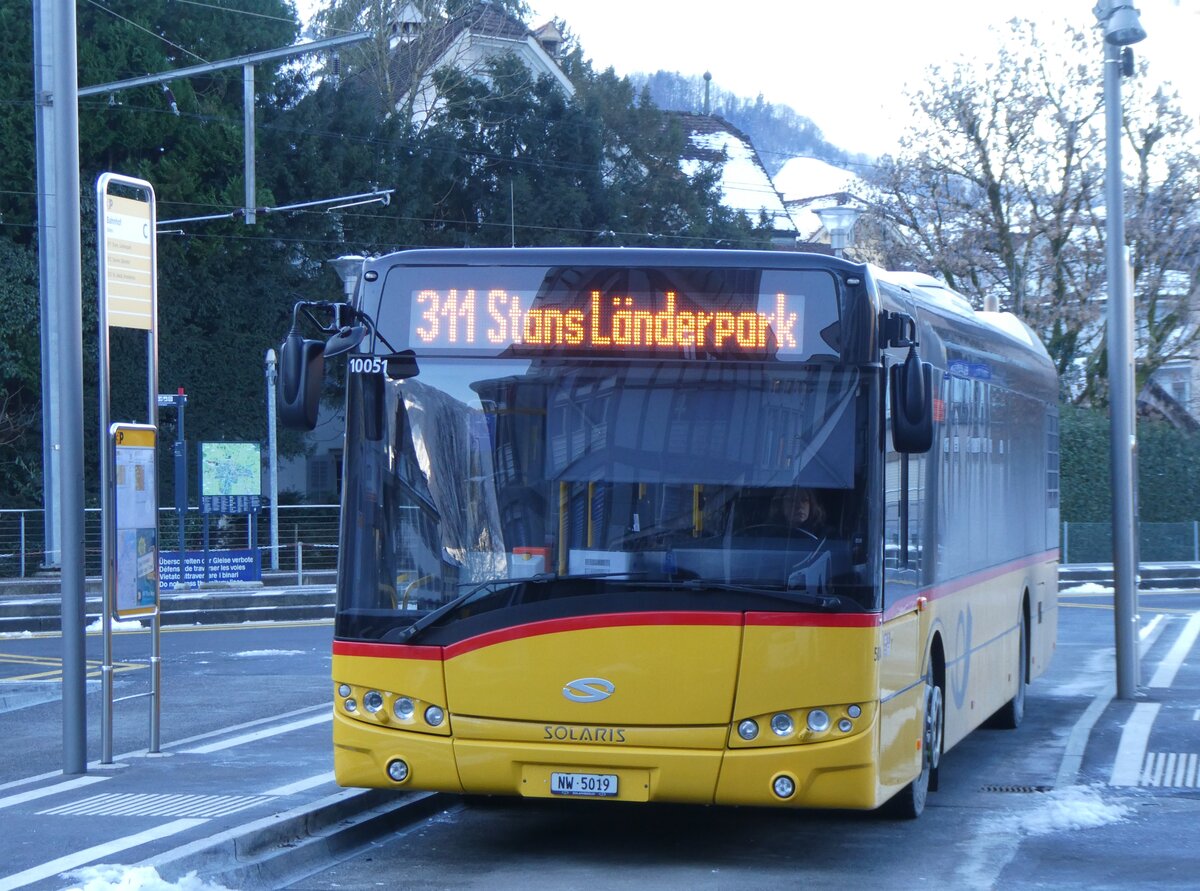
<box><xmin>772</xmin><ymin>775</ymin><xmax>796</xmax><ymax>799</ymax></box>
<box><xmin>386</xmin><ymin>759</ymin><xmax>409</xmax><ymax>782</ymax></box>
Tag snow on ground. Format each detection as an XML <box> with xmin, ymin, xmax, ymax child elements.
<box><xmin>1019</xmin><ymin>786</ymin><xmax>1131</xmax><ymax>835</ymax></box>
<box><xmin>85</xmin><ymin>618</ymin><xmax>146</xmax><ymax>633</ymax></box>
<box><xmin>1058</xmin><ymin>582</ymin><xmax>1114</xmax><ymax>595</ymax></box>
<box><xmin>65</xmin><ymin>865</ymin><xmax>231</xmax><ymax>891</ymax></box>
<box><xmin>956</xmin><ymin>785</ymin><xmax>1131</xmax><ymax>888</ymax></box>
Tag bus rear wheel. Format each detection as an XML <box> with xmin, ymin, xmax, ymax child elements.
<box><xmin>888</xmin><ymin>678</ymin><xmax>943</xmax><ymax>819</ymax></box>
<box><xmin>991</xmin><ymin>611</ymin><xmax>1028</xmax><ymax>730</ymax></box>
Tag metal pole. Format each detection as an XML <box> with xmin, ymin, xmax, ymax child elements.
<box><xmin>150</xmin><ymin>609</ymin><xmax>161</xmax><ymax>753</ymax></box>
<box><xmin>243</xmin><ymin>64</ymin><xmax>256</xmax><ymax>225</ymax></box>
<box><xmin>37</xmin><ymin>0</ymin><xmax>87</xmax><ymax>774</ymax></box>
<box><xmin>19</xmin><ymin>512</ymin><xmax>26</xmax><ymax>578</ymax></box>
<box><xmin>33</xmin><ymin>1</ymin><xmax>62</xmax><ymax>571</ymax></box>
<box><xmin>266</xmin><ymin>350</ymin><xmax>280</xmax><ymax>571</ymax></box>
<box><xmin>1104</xmin><ymin>38</ymin><xmax>1140</xmax><ymax>699</ymax></box>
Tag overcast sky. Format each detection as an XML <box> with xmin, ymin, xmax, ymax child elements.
<box><xmin>527</xmin><ymin>0</ymin><xmax>1200</xmax><ymax>157</ymax></box>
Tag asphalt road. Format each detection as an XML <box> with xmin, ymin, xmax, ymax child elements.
<box><xmin>0</xmin><ymin>591</ymin><xmax>1197</xmax><ymax>890</ymax></box>
<box><xmin>0</xmin><ymin>622</ymin><xmax>333</xmax><ymax>785</ymax></box>
<box><xmin>290</xmin><ymin>590</ymin><xmax>1200</xmax><ymax>891</ymax></box>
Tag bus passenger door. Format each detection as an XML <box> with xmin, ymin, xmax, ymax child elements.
<box><xmin>878</xmin><ymin>442</ymin><xmax>926</xmax><ymax>789</ymax></box>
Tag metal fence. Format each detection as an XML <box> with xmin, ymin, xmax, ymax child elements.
<box><xmin>0</xmin><ymin>504</ymin><xmax>340</xmax><ymax>579</ymax></box>
<box><xmin>1061</xmin><ymin>522</ymin><xmax>1200</xmax><ymax>565</ymax></box>
<box><xmin>6</xmin><ymin>509</ymin><xmax>1198</xmax><ymax>575</ymax></box>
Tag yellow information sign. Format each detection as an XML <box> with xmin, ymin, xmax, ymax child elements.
<box><xmin>103</xmin><ymin>193</ymin><xmax>154</xmax><ymax>330</ymax></box>
<box><xmin>112</xmin><ymin>423</ymin><xmax>158</xmax><ymax>618</ymax></box>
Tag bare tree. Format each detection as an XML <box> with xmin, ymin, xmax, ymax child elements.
<box><xmin>868</xmin><ymin>18</ymin><xmax>1198</xmax><ymax>405</ymax></box>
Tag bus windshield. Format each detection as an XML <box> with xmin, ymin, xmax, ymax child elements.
<box><xmin>337</xmin><ymin>357</ymin><xmax>879</xmax><ymax>643</ymax></box>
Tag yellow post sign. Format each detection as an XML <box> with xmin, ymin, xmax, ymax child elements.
<box><xmin>103</xmin><ymin>193</ymin><xmax>154</xmax><ymax>330</ymax></box>
<box><xmin>112</xmin><ymin>424</ymin><xmax>158</xmax><ymax>618</ymax></box>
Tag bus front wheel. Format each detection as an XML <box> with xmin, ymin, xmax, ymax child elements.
<box><xmin>888</xmin><ymin>677</ymin><xmax>943</xmax><ymax>819</ymax></box>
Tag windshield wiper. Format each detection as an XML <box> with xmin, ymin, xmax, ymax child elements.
<box><xmin>395</xmin><ymin>572</ymin><xmax>645</xmax><ymax>644</ymax></box>
<box><xmin>625</xmin><ymin>579</ymin><xmax>849</xmax><ymax>611</ymax></box>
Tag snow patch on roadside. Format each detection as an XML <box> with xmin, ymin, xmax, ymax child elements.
<box><xmin>65</xmin><ymin>865</ymin><xmax>232</xmax><ymax>891</ymax></box>
<box><xmin>956</xmin><ymin>786</ymin><xmax>1130</xmax><ymax>889</ymax></box>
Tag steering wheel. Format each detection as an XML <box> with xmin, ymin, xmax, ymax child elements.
<box><xmin>739</xmin><ymin>523</ymin><xmax>818</xmax><ymax>541</ymax></box>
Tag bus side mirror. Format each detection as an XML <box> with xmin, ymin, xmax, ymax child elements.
<box><xmin>278</xmin><ymin>331</ymin><xmax>325</xmax><ymax>431</ymax></box>
<box><xmin>891</xmin><ymin>345</ymin><xmax>934</xmax><ymax>453</ymax></box>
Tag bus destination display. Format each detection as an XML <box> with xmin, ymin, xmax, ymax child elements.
<box><xmin>409</xmin><ymin>288</ymin><xmax>805</xmax><ymax>356</ymax></box>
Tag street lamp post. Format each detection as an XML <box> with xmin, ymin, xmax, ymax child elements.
<box><xmin>1095</xmin><ymin>0</ymin><xmax>1146</xmax><ymax>700</ymax></box>
<box><xmin>329</xmin><ymin>255</ymin><xmax>366</xmax><ymax>300</ymax></box>
<box><xmin>813</xmin><ymin>204</ymin><xmax>864</xmax><ymax>259</ymax></box>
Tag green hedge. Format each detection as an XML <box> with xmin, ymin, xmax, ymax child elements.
<box><xmin>1060</xmin><ymin>404</ymin><xmax>1200</xmax><ymax>523</ymax></box>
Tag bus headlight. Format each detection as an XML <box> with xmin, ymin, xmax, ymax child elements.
<box><xmin>734</xmin><ymin>703</ymin><xmax>872</xmax><ymax>746</ymax></box>
<box><xmin>806</xmin><ymin>709</ymin><xmax>831</xmax><ymax>733</ymax></box>
<box><xmin>425</xmin><ymin>706</ymin><xmax>445</xmax><ymax>727</ymax></box>
<box><xmin>337</xmin><ymin>683</ymin><xmax>351</xmax><ymax>698</ymax></box>
<box><xmin>363</xmin><ymin>691</ymin><xmax>384</xmax><ymax>713</ymax></box>
<box><xmin>770</xmin><ymin>713</ymin><xmax>795</xmax><ymax>737</ymax></box>
<box><xmin>394</xmin><ymin>697</ymin><xmax>415</xmax><ymax>719</ymax></box>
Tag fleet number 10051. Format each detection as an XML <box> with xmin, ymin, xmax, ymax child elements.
<box><xmin>347</xmin><ymin>357</ymin><xmax>385</xmax><ymax>374</ymax></box>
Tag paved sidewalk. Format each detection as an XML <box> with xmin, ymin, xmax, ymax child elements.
<box><xmin>0</xmin><ymin>704</ymin><xmax>436</xmax><ymax>890</ymax></box>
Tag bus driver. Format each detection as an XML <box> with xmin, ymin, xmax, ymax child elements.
<box><xmin>775</xmin><ymin>488</ymin><xmax>827</xmax><ymax>539</ymax></box>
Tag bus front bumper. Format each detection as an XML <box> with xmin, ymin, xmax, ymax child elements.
<box><xmin>334</xmin><ymin>710</ymin><xmax>882</xmax><ymax>809</ymax></box>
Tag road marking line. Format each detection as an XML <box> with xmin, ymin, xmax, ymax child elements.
<box><xmin>161</xmin><ymin>702</ymin><xmax>328</xmax><ymax>751</ymax></box>
<box><xmin>1139</xmin><ymin>752</ymin><xmax>1199</xmax><ymax>788</ymax></box>
<box><xmin>0</xmin><ymin>775</ymin><xmax>109</xmax><ymax>812</ymax></box>
<box><xmin>1148</xmin><ymin>611</ymin><xmax>1200</xmax><ymax>688</ymax></box>
<box><xmin>181</xmin><ymin>713</ymin><xmax>330</xmax><ymax>754</ymax></box>
<box><xmin>1055</xmin><ymin>615</ymin><xmax>1164</xmax><ymax>789</ymax></box>
<box><xmin>265</xmin><ymin>771</ymin><xmax>336</xmax><ymax>796</ymax></box>
<box><xmin>0</xmin><ymin>817</ymin><xmax>205</xmax><ymax>891</ymax></box>
<box><xmin>1110</xmin><ymin>702</ymin><xmax>1162</xmax><ymax>786</ymax></box>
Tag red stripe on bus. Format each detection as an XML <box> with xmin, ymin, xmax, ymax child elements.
<box><xmin>443</xmin><ymin>611</ymin><xmax>743</xmax><ymax>659</ymax></box>
<box><xmin>882</xmin><ymin>549</ymin><xmax>1058</xmax><ymax>623</ymax></box>
<box><xmin>745</xmin><ymin>612</ymin><xmax>881</xmax><ymax>628</ymax></box>
<box><xmin>333</xmin><ymin>640</ymin><xmax>443</xmax><ymax>660</ymax></box>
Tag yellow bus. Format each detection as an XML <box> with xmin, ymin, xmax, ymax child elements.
<box><xmin>279</xmin><ymin>248</ymin><xmax>1058</xmax><ymax>817</ymax></box>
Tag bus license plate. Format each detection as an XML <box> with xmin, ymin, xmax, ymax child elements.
<box><xmin>550</xmin><ymin>772</ymin><xmax>618</xmax><ymax>797</ymax></box>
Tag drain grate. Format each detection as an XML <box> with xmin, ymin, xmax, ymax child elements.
<box><xmin>38</xmin><ymin>792</ymin><xmax>273</xmax><ymax>818</ymax></box>
<box><xmin>980</xmin><ymin>784</ymin><xmax>1053</xmax><ymax>794</ymax></box>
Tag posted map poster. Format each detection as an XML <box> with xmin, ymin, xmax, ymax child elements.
<box><xmin>113</xmin><ymin>424</ymin><xmax>158</xmax><ymax>617</ymax></box>
<box><xmin>200</xmin><ymin>441</ymin><xmax>262</xmax><ymax>514</ymax></box>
